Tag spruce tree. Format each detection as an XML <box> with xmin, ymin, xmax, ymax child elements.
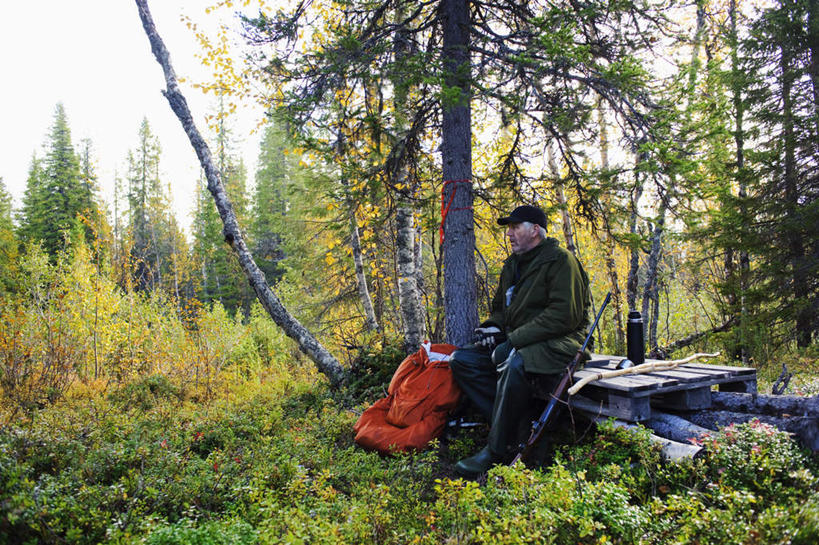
<box><xmin>737</xmin><ymin>0</ymin><xmax>819</xmax><ymax>348</ymax></box>
<box><xmin>19</xmin><ymin>104</ymin><xmax>98</xmax><ymax>257</ymax></box>
<box><xmin>191</xmin><ymin>105</ymin><xmax>252</xmax><ymax>316</ymax></box>
<box><xmin>125</xmin><ymin>118</ymin><xmax>187</xmax><ymax>295</ymax></box>
<box><xmin>0</xmin><ymin>178</ymin><xmax>18</xmax><ymax>293</ymax></box>
<box><xmin>250</xmin><ymin>121</ymin><xmax>289</xmax><ymax>284</ymax></box>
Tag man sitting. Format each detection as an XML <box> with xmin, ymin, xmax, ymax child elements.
<box><xmin>450</xmin><ymin>205</ymin><xmax>592</xmax><ymax>477</ymax></box>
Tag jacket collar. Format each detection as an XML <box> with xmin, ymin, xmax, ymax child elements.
<box><xmin>513</xmin><ymin>237</ymin><xmax>560</xmax><ymax>266</ymax></box>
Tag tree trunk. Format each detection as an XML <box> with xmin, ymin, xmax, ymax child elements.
<box><xmin>393</xmin><ymin>6</ymin><xmax>425</xmax><ymax>351</ymax></box>
<box><xmin>729</xmin><ymin>0</ymin><xmax>750</xmax><ymax>364</ymax></box>
<box><xmin>349</xmin><ymin>203</ymin><xmax>379</xmax><ymax>332</ymax></box>
<box><xmin>596</xmin><ymin>99</ymin><xmax>625</xmax><ymax>350</ymax></box>
<box><xmin>645</xmin><ymin>411</ymin><xmax>712</xmax><ymax>444</ymax></box>
<box><xmin>396</xmin><ymin>207</ymin><xmax>424</xmax><ymax>350</ymax></box>
<box><xmin>135</xmin><ymin>0</ymin><xmax>345</xmax><ymax>387</ymax></box>
<box><xmin>626</xmin><ymin>151</ymin><xmax>645</xmax><ymax>312</ymax></box>
<box><xmin>710</xmin><ymin>392</ymin><xmax>819</xmax><ymax>418</ymax></box>
<box><xmin>641</xmin><ymin>209</ymin><xmax>665</xmax><ymax>353</ymax></box>
<box><xmin>546</xmin><ymin>142</ymin><xmax>576</xmax><ymax>255</ymax></box>
<box><xmin>415</xmin><ymin>221</ymin><xmax>426</xmax><ymax>331</ymax></box>
<box><xmin>440</xmin><ymin>0</ymin><xmax>478</xmax><ymax>346</ymax></box>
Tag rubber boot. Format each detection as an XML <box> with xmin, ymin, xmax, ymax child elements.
<box><xmin>454</xmin><ymin>446</ymin><xmax>500</xmax><ymax>477</ymax></box>
<box><xmin>486</xmin><ymin>348</ymin><xmax>534</xmax><ymax>461</ymax></box>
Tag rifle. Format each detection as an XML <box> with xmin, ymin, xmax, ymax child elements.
<box><xmin>511</xmin><ymin>291</ymin><xmax>611</xmax><ymax>465</ymax></box>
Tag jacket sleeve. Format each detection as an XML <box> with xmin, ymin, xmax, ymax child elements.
<box><xmin>481</xmin><ymin>262</ymin><xmax>510</xmax><ymax>331</ymax></box>
<box><xmin>507</xmin><ymin>254</ymin><xmax>586</xmax><ymax>348</ymax></box>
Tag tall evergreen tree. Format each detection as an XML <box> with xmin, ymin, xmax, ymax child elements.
<box><xmin>738</xmin><ymin>0</ymin><xmax>819</xmax><ymax>347</ymax></box>
<box><xmin>0</xmin><ymin>178</ymin><xmax>18</xmax><ymax>293</ymax></box>
<box><xmin>250</xmin><ymin>120</ymin><xmax>290</xmax><ymax>284</ymax></box>
<box><xmin>18</xmin><ymin>104</ymin><xmax>99</xmax><ymax>257</ymax></box>
<box><xmin>125</xmin><ymin>118</ymin><xmax>187</xmax><ymax>295</ymax></box>
<box><xmin>191</xmin><ymin>104</ymin><xmax>252</xmax><ymax>315</ymax></box>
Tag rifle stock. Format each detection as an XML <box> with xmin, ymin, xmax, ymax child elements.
<box><xmin>511</xmin><ymin>292</ymin><xmax>612</xmax><ymax>465</ymax></box>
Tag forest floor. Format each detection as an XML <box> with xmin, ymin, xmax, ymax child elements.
<box><xmin>1</xmin><ymin>348</ymin><xmax>819</xmax><ymax>545</ymax></box>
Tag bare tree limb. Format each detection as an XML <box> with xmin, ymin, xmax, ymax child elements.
<box><xmin>134</xmin><ymin>0</ymin><xmax>345</xmax><ymax>387</ymax></box>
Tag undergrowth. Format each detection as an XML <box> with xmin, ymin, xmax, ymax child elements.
<box><xmin>1</xmin><ymin>364</ymin><xmax>818</xmax><ymax>545</ymax></box>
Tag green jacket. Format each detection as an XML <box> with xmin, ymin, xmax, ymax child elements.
<box><xmin>483</xmin><ymin>237</ymin><xmax>592</xmax><ymax>374</ymax></box>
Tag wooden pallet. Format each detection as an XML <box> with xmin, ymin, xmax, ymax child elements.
<box><xmin>556</xmin><ymin>355</ymin><xmax>757</xmax><ymax>422</ymax></box>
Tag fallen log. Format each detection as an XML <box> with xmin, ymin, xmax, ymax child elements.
<box><xmin>710</xmin><ymin>392</ymin><xmax>819</xmax><ymax>418</ymax></box>
<box><xmin>588</xmin><ymin>415</ymin><xmax>703</xmax><ymax>460</ymax></box>
<box><xmin>645</xmin><ymin>412</ymin><xmax>712</xmax><ymax>445</ymax></box>
<box><xmin>679</xmin><ymin>410</ymin><xmax>819</xmax><ymax>452</ymax></box>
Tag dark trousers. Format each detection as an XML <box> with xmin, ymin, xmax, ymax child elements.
<box><xmin>450</xmin><ymin>342</ymin><xmax>556</xmax><ymax>459</ymax></box>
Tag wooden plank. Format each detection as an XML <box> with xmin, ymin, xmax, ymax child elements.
<box><xmin>645</xmin><ymin>368</ymin><xmax>723</xmax><ymax>384</ymax></box>
<box><xmin>683</xmin><ymin>362</ymin><xmax>756</xmax><ymax>376</ymax></box>
<box><xmin>675</xmin><ymin>365</ymin><xmax>736</xmax><ymax>379</ymax></box>
<box><xmin>571</xmin><ymin>369</ymin><xmax>668</xmax><ymax>393</ymax></box>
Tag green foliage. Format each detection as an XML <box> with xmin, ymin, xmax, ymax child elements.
<box><xmin>701</xmin><ymin>419</ymin><xmax>815</xmax><ymax>498</ymax></box>
<box><xmin>108</xmin><ymin>375</ymin><xmax>182</xmax><ymax>411</ymax></box>
<box><xmin>18</xmin><ymin>103</ymin><xmax>100</xmax><ymax>259</ymax></box>
<box><xmin>342</xmin><ymin>336</ymin><xmax>406</xmax><ymax>404</ymax></box>
<box><xmin>3</xmin><ymin>362</ymin><xmax>817</xmax><ymax>545</ymax></box>
<box><xmin>556</xmin><ymin>419</ymin><xmax>663</xmax><ymax>503</ymax></box>
<box><xmin>144</xmin><ymin>518</ymin><xmax>256</xmax><ymax>545</ymax></box>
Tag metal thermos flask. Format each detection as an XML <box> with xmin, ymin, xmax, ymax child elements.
<box><xmin>626</xmin><ymin>311</ymin><xmax>645</xmax><ymax>365</ymax></box>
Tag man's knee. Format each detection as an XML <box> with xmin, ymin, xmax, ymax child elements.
<box><xmin>497</xmin><ymin>348</ymin><xmax>526</xmax><ymax>377</ymax></box>
<box><xmin>450</xmin><ymin>351</ymin><xmax>465</xmax><ymax>375</ymax></box>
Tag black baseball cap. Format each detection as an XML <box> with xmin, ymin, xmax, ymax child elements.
<box><xmin>497</xmin><ymin>205</ymin><xmax>548</xmax><ymax>229</ymax></box>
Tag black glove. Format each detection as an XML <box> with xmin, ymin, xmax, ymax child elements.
<box><xmin>473</xmin><ymin>326</ymin><xmax>507</xmax><ymax>349</ymax></box>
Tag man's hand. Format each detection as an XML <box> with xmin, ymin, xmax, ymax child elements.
<box><xmin>474</xmin><ymin>326</ymin><xmax>504</xmax><ymax>348</ymax></box>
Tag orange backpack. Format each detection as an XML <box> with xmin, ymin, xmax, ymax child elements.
<box><xmin>353</xmin><ymin>343</ymin><xmax>461</xmax><ymax>454</ymax></box>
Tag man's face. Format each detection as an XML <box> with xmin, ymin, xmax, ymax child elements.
<box><xmin>506</xmin><ymin>222</ymin><xmax>540</xmax><ymax>254</ymax></box>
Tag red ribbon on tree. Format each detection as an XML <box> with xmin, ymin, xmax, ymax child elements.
<box><xmin>440</xmin><ymin>179</ymin><xmax>473</xmax><ymax>245</ymax></box>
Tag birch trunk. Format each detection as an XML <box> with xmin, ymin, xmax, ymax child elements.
<box><xmin>135</xmin><ymin>0</ymin><xmax>345</xmax><ymax>386</ymax></box>
<box><xmin>546</xmin><ymin>142</ymin><xmax>576</xmax><ymax>254</ymax></box>
<box><xmin>641</xmin><ymin>210</ymin><xmax>665</xmax><ymax>353</ymax></box>
<box><xmin>393</xmin><ymin>6</ymin><xmax>425</xmax><ymax>351</ymax></box>
<box><xmin>349</xmin><ymin>203</ymin><xmax>379</xmax><ymax>332</ymax></box>
<box><xmin>626</xmin><ymin>151</ymin><xmax>645</xmax><ymax>312</ymax></box>
<box><xmin>415</xmin><ymin>222</ymin><xmax>426</xmax><ymax>331</ymax></box>
<box><xmin>396</xmin><ymin>207</ymin><xmax>424</xmax><ymax>349</ymax></box>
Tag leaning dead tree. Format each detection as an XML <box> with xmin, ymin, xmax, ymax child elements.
<box><xmin>134</xmin><ymin>0</ymin><xmax>345</xmax><ymax>387</ymax></box>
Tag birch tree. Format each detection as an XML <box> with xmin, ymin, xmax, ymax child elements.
<box><xmin>135</xmin><ymin>0</ymin><xmax>346</xmax><ymax>386</ymax></box>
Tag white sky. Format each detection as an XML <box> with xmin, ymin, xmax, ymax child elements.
<box><xmin>0</xmin><ymin>1</ymin><xmax>268</xmax><ymax>235</ymax></box>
